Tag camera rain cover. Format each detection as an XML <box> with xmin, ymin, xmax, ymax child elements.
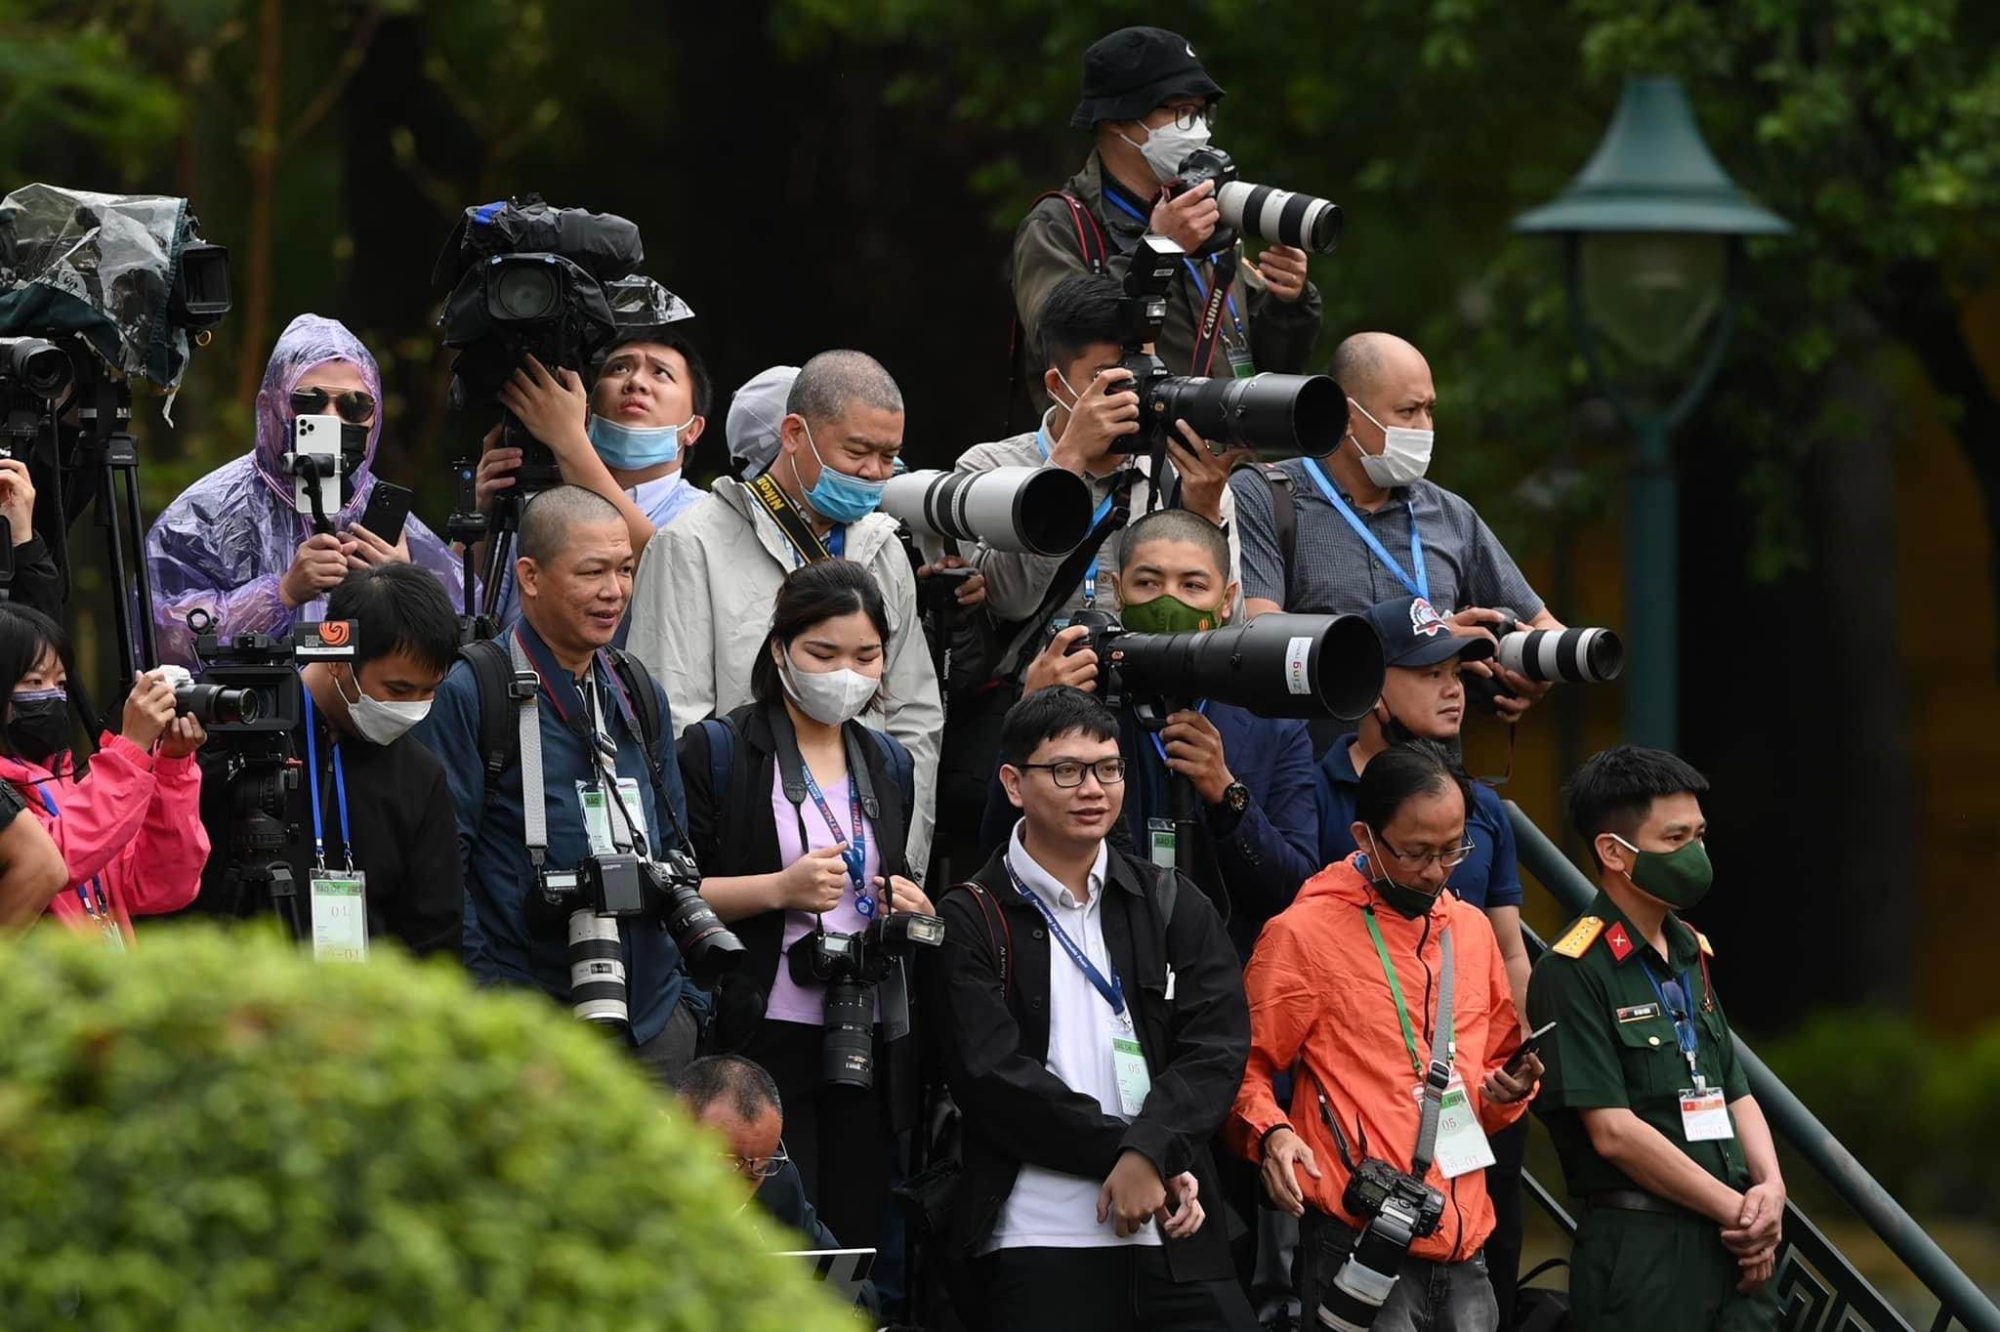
<box><xmin>0</xmin><ymin>184</ymin><xmax>209</xmax><ymax>389</ymax></box>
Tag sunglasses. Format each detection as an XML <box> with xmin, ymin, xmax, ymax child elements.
<box><xmin>290</xmin><ymin>387</ymin><xmax>377</xmax><ymax>425</ymax></box>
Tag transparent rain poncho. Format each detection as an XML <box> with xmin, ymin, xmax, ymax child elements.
<box><xmin>144</xmin><ymin>314</ymin><xmax>472</xmax><ymax>666</ymax></box>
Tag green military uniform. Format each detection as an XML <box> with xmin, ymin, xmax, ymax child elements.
<box><xmin>1527</xmin><ymin>890</ymin><xmax>1782</xmax><ymax>1332</ymax></box>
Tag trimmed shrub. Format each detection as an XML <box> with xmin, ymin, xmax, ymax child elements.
<box><xmin>0</xmin><ymin>926</ymin><xmax>857</xmax><ymax>1331</ymax></box>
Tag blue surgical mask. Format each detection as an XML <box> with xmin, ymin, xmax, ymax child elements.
<box><xmin>796</xmin><ymin>421</ymin><xmax>888</xmax><ymax>524</ymax></box>
<box><xmin>587</xmin><ymin>413</ymin><xmax>693</xmax><ymax>470</ymax></box>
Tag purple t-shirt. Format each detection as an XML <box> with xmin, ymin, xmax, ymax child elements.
<box><xmin>764</xmin><ymin>766</ymin><xmax>884</xmax><ymax>1026</ymax></box>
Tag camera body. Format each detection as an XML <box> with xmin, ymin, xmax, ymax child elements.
<box><xmin>788</xmin><ymin>904</ymin><xmax>945</xmax><ymax>1089</ymax></box>
<box><xmin>1314</xmin><ymin>1158</ymin><xmax>1446</xmax><ymax>1331</ymax></box>
<box><xmin>1166</xmin><ymin>145</ymin><xmax>1344</xmax><ymax>256</ymax></box>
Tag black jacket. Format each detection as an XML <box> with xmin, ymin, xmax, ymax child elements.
<box><xmin>930</xmin><ymin>843</ymin><xmax>1249</xmax><ymax>1282</ymax></box>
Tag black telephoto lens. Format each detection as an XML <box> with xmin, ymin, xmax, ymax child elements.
<box><xmin>821</xmin><ymin>979</ymin><xmax>875</xmax><ymax>1089</ymax></box>
<box><xmin>1149</xmin><ymin>372</ymin><xmax>1346</xmax><ymax>457</ymax></box>
<box><xmin>1111</xmin><ymin>612</ymin><xmax>1386</xmax><ymax>721</ymax></box>
<box><xmin>174</xmin><ymin>683</ymin><xmax>263</xmax><ymax>726</ymax></box>
<box><xmin>0</xmin><ymin>337</ymin><xmax>74</xmax><ymax>399</ymax></box>
<box><xmin>662</xmin><ymin>882</ymin><xmax>746</xmax><ymax>985</ymax></box>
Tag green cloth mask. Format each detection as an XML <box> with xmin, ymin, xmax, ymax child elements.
<box><xmin>1118</xmin><ymin>593</ymin><xmax>1217</xmax><ymax>636</ymax></box>
<box><xmin>1612</xmin><ymin>836</ymin><xmax>1713</xmax><ymax>910</ymax></box>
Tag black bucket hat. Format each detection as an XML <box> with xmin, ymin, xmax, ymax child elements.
<box><xmin>1069</xmin><ymin>26</ymin><xmax>1224</xmax><ymax>130</ymax></box>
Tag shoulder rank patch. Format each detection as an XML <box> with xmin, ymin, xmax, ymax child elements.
<box><xmin>1694</xmin><ymin>929</ymin><xmax>1715</xmax><ymax>958</ymax></box>
<box><xmin>1605</xmin><ymin>921</ymin><xmax>1637</xmax><ymax>962</ymax></box>
<box><xmin>1551</xmin><ymin>916</ymin><xmax>1604</xmax><ymax>958</ymax></box>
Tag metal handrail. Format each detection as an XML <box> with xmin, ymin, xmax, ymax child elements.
<box><xmin>1505</xmin><ymin>802</ymin><xmax>2000</xmax><ymax>1332</ymax></box>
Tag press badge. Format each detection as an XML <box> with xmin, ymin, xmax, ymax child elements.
<box><xmin>1414</xmin><ymin>1072</ymin><xmax>1496</xmax><ymax>1178</ymax></box>
<box><xmin>578</xmin><ymin>778</ymin><xmax>648</xmax><ymax>857</ymax></box>
<box><xmin>1679</xmin><ymin>1084</ymin><xmax>1734</xmax><ymax>1141</ymax></box>
<box><xmin>310</xmin><ymin>871</ymin><xmax>369</xmax><ymax>964</ymax></box>
<box><xmin>1147</xmin><ymin>817</ymin><xmax>1177</xmax><ymax>870</ymax></box>
<box><xmin>1112</xmin><ymin>1033</ymin><xmax>1152</xmax><ymax>1118</ymax></box>
<box><xmin>1226</xmin><ymin>343</ymin><xmax>1257</xmax><ymax>380</ymax></box>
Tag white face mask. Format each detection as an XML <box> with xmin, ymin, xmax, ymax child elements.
<box><xmin>1120</xmin><ymin>118</ymin><xmax>1211</xmax><ymax>184</ymax></box>
<box><xmin>339</xmin><ymin>667</ymin><xmax>431</xmax><ymax>745</ymax></box>
<box><xmin>1349</xmin><ymin>398</ymin><xmax>1434</xmax><ymax>487</ymax></box>
<box><xmin>779</xmin><ymin>651</ymin><xmax>878</xmax><ymax>727</ymax></box>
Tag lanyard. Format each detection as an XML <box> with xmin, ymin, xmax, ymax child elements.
<box><xmin>1363</xmin><ymin>906</ymin><xmax>1453</xmax><ymax>1081</ymax></box>
<box><xmin>1005</xmin><ymin>857</ymin><xmax>1125</xmax><ymax>1017</ymax></box>
<box><xmin>1102</xmin><ymin>191</ymin><xmax>1243</xmax><ymax>328</ymax></box>
<box><xmin>800</xmin><ymin>762</ymin><xmax>872</xmax><ymax>916</ymax></box>
<box><xmin>1038</xmin><ymin>417</ymin><xmax>1120</xmax><ymax>606</ymax></box>
<box><xmin>300</xmin><ymin>688</ymin><xmax>353</xmax><ymax>872</ymax></box>
<box><xmin>827</xmin><ymin>526</ymin><xmax>845</xmax><ymax>560</ymax></box>
<box><xmin>1644</xmin><ymin>962</ymin><xmax>1703</xmax><ymax>1081</ymax></box>
<box><xmin>1301</xmin><ymin>457</ymin><xmax>1428</xmax><ymax>602</ymax></box>
<box><xmin>32</xmin><ymin>784</ymin><xmax>116</xmax><ymax>929</ymax></box>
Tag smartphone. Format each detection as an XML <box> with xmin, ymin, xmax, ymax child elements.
<box><xmin>1504</xmin><ymin>1020</ymin><xmax>1558</xmax><ymax>1075</ymax></box>
<box><xmin>356</xmin><ymin>480</ymin><xmax>415</xmax><ymax>548</ymax></box>
<box><xmin>291</xmin><ymin>414</ymin><xmax>343</xmax><ymax>519</ymax></box>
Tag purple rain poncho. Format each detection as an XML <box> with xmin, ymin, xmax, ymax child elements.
<box><xmin>144</xmin><ymin>314</ymin><xmax>472</xmax><ymax>666</ymax></box>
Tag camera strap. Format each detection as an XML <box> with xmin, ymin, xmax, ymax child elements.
<box><xmin>747</xmin><ymin>474</ymin><xmax>831</xmax><ymax>566</ymax></box>
<box><xmin>1000</xmin><ymin>469</ymin><xmax>1134</xmax><ymax>678</ymax></box>
<box><xmin>1302</xmin><ymin>457</ymin><xmax>1428</xmax><ymax>603</ymax></box>
<box><xmin>1187</xmin><ymin>248</ymin><xmax>1240</xmax><ymax>378</ymax></box>
<box><xmin>507</xmin><ymin>630</ymin><xmax>549</xmax><ymax>865</ymax></box>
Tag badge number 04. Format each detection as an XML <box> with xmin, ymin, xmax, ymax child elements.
<box><xmin>310</xmin><ymin>872</ymin><xmax>369</xmax><ymax>964</ymax></box>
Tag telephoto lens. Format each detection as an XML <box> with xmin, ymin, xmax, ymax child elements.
<box><xmin>172</xmin><ymin>682</ymin><xmax>263</xmax><ymax>726</ymax></box>
<box><xmin>1109</xmin><ymin>612</ymin><xmax>1386</xmax><ymax>721</ymax></box>
<box><xmin>1490</xmin><ymin>612</ymin><xmax>1624</xmax><ymax>684</ymax></box>
<box><xmin>653</xmin><ymin>862</ymin><xmax>746</xmax><ymax>985</ymax></box>
<box><xmin>1215</xmin><ymin>181</ymin><xmax>1343</xmax><ymax>254</ymax></box>
<box><xmin>880</xmin><ymin>466</ymin><xmax>1095</xmax><ymax>556</ymax></box>
<box><xmin>567</xmin><ymin>910</ymin><xmax>629</xmax><ymax>1028</ymax></box>
<box><xmin>1146</xmin><ymin>372</ymin><xmax>1346</xmax><ymax>458</ymax></box>
<box><xmin>0</xmin><ymin>336</ymin><xmax>75</xmax><ymax>398</ymax></box>
<box><xmin>821</xmin><ymin>978</ymin><xmax>876</xmax><ymax>1089</ymax></box>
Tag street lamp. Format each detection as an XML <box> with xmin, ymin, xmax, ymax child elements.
<box><xmin>1514</xmin><ymin>75</ymin><xmax>1789</xmax><ymax>749</ymax></box>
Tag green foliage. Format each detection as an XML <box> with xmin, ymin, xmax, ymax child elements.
<box><xmin>0</xmin><ymin>927</ymin><xmax>857</xmax><ymax>1332</ymax></box>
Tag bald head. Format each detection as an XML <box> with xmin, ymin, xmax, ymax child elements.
<box><xmin>1331</xmin><ymin>332</ymin><xmax>1435</xmax><ymax>461</ymax></box>
<box><xmin>787</xmin><ymin>350</ymin><xmax>904</xmax><ymax>427</ymax></box>
<box><xmin>1331</xmin><ymin>333</ymin><xmax>1426</xmax><ymax>402</ymax></box>
<box><xmin>518</xmin><ymin>484</ymin><xmax>624</xmax><ymax>564</ymax></box>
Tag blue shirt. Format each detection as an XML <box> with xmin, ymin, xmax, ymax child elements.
<box><xmin>416</xmin><ymin>616</ymin><xmax>706</xmax><ymax>1044</ymax></box>
<box><xmin>1313</xmin><ymin>733</ymin><xmax>1523</xmax><ymax>910</ymax></box>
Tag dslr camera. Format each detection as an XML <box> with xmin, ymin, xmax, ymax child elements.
<box><xmin>787</xmin><ymin>891</ymin><xmax>945</xmax><ymax>1090</ymax></box>
<box><xmin>1107</xmin><ymin>234</ymin><xmax>1343</xmax><ymax>458</ymax></box>
<box><xmin>1316</xmin><ymin>1157</ymin><xmax>1446</xmax><ymax>1331</ymax></box>
<box><xmin>1167</xmin><ymin>146</ymin><xmax>1343</xmax><ymax>257</ymax></box>
<box><xmin>1463</xmin><ymin>606</ymin><xmax>1624</xmax><ymax>715</ymax></box>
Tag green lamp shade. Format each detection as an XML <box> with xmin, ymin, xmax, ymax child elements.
<box><xmin>1513</xmin><ymin>76</ymin><xmax>1790</xmax><ymax>236</ymax></box>
<box><xmin>1578</xmin><ymin>231</ymin><xmax>1727</xmax><ymax>368</ymax></box>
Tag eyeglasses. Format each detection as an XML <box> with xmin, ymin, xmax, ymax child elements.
<box><xmin>726</xmin><ymin>1140</ymin><xmax>790</xmax><ymax>1181</ymax></box>
<box><xmin>290</xmin><ymin>387</ymin><xmax>378</xmax><ymax>425</ymax></box>
<box><xmin>1373</xmin><ymin>831</ymin><xmax>1475</xmax><ymax>870</ymax></box>
<box><xmin>1156</xmin><ymin>103</ymin><xmax>1217</xmax><ymax>132</ymax></box>
<box><xmin>1019</xmin><ymin>757</ymin><xmax>1127</xmax><ymax>789</ymax></box>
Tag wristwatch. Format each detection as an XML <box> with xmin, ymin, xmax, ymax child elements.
<box><xmin>1218</xmin><ymin>781</ymin><xmax>1251</xmax><ymax>816</ymax></box>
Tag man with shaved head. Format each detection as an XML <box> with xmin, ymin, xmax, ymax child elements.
<box><xmin>626</xmin><ymin>350</ymin><xmax>945</xmax><ymax>867</ymax></box>
<box><xmin>1230</xmin><ymin>331</ymin><xmax>1568</xmax><ymax>725</ymax></box>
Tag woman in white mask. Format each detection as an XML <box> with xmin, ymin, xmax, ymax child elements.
<box><xmin>678</xmin><ymin>558</ymin><xmax>933</xmax><ymax>1258</ymax></box>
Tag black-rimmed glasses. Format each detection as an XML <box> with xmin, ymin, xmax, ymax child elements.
<box><xmin>1018</xmin><ymin>757</ymin><xmax>1127</xmax><ymax>789</ymax></box>
<box><xmin>1374</xmin><ymin>830</ymin><xmax>1475</xmax><ymax>871</ymax></box>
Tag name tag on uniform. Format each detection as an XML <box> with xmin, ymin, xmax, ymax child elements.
<box><xmin>1112</xmin><ymin>1033</ymin><xmax>1151</xmax><ymax>1118</ymax></box>
<box><xmin>1679</xmin><ymin>1085</ymin><xmax>1734</xmax><ymax>1141</ymax></box>
<box><xmin>1616</xmin><ymin>1003</ymin><xmax>1662</xmax><ymax>1023</ymax></box>
<box><xmin>310</xmin><ymin>871</ymin><xmax>369</xmax><ymax>963</ymax></box>
<box><xmin>1414</xmin><ymin>1072</ymin><xmax>1496</xmax><ymax>1178</ymax></box>
<box><xmin>1147</xmin><ymin>817</ymin><xmax>1177</xmax><ymax>870</ymax></box>
<box><xmin>578</xmin><ymin>778</ymin><xmax>648</xmax><ymax>858</ymax></box>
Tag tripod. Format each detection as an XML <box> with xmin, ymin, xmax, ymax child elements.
<box><xmin>445</xmin><ymin>413</ymin><xmax>560</xmax><ymax>642</ymax></box>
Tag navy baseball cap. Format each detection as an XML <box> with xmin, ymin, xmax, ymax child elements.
<box><xmin>1070</xmin><ymin>27</ymin><xmax>1224</xmax><ymax>130</ymax></box>
<box><xmin>1364</xmin><ymin>596</ymin><xmax>1496</xmax><ymax>669</ymax></box>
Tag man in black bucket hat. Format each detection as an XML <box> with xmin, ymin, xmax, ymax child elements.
<box><xmin>1012</xmin><ymin>26</ymin><xmax>1322</xmax><ymax>418</ymax></box>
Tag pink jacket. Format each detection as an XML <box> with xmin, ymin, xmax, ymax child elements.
<box><xmin>0</xmin><ymin>734</ymin><xmax>209</xmax><ymax>945</ymax></box>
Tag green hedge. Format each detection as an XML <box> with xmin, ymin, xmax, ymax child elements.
<box><xmin>0</xmin><ymin>927</ymin><xmax>857</xmax><ymax>1332</ymax></box>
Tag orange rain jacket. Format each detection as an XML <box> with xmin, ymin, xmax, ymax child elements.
<box><xmin>1227</xmin><ymin>854</ymin><xmax>1530</xmax><ymax>1263</ymax></box>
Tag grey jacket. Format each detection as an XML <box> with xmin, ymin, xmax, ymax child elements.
<box><xmin>625</xmin><ymin>479</ymin><xmax>943</xmax><ymax>870</ymax></box>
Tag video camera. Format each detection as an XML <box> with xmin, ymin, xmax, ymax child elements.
<box><xmin>1166</xmin><ymin>146</ymin><xmax>1342</xmax><ymax>257</ymax></box>
<box><xmin>1316</xmin><ymin>1156</ymin><xmax>1447</xmax><ymax>1331</ymax></box>
<box><xmin>1054</xmin><ymin>607</ymin><xmax>1386</xmax><ymax>725</ymax></box>
<box><xmin>788</xmin><ymin>887</ymin><xmax>945</xmax><ymax>1090</ymax></box>
<box><xmin>1109</xmin><ymin>235</ymin><xmax>1344</xmax><ymax>458</ymax></box>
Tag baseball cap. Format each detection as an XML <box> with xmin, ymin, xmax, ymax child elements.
<box><xmin>1364</xmin><ymin>596</ymin><xmax>1497</xmax><ymax>669</ymax></box>
<box><xmin>1069</xmin><ymin>27</ymin><xmax>1224</xmax><ymax>130</ymax></box>
<box><xmin>726</xmin><ymin>365</ymin><xmax>799</xmax><ymax>478</ymax></box>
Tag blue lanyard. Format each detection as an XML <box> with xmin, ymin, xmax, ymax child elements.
<box><xmin>1644</xmin><ymin>963</ymin><xmax>1703</xmax><ymax>1081</ymax></box>
<box><xmin>800</xmin><ymin>762</ymin><xmax>872</xmax><ymax>917</ymax></box>
<box><xmin>1004</xmin><ymin>857</ymin><xmax>1125</xmax><ymax>1016</ymax></box>
<box><xmin>1301</xmin><ymin>456</ymin><xmax>1428</xmax><ymax>602</ymax></box>
<box><xmin>300</xmin><ymin>687</ymin><xmax>353</xmax><ymax>872</ymax></box>
<box><xmin>827</xmin><ymin>526</ymin><xmax>845</xmax><ymax>560</ymax></box>
<box><xmin>32</xmin><ymin>785</ymin><xmax>113</xmax><ymax>925</ymax></box>
<box><xmin>1147</xmin><ymin>698</ymin><xmax>1209</xmax><ymax>767</ymax></box>
<box><xmin>1102</xmin><ymin>191</ymin><xmax>1243</xmax><ymax>328</ymax></box>
<box><xmin>1038</xmin><ymin>419</ymin><xmax>1120</xmax><ymax>605</ymax></box>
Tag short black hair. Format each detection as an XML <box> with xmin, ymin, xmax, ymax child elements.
<box><xmin>0</xmin><ymin>603</ymin><xmax>71</xmax><ymax>760</ymax></box>
<box><xmin>517</xmin><ymin>484</ymin><xmax>625</xmax><ymax>565</ymax></box>
<box><xmin>749</xmin><ymin>559</ymin><xmax>890</xmax><ymax>710</ymax></box>
<box><xmin>1567</xmin><ymin>745</ymin><xmax>1711</xmax><ymax>869</ymax></box>
<box><xmin>1000</xmin><ymin>684</ymin><xmax>1118</xmax><ymax>765</ymax></box>
<box><xmin>1038</xmin><ymin>273</ymin><xmax>1124</xmax><ymax>368</ymax></box>
<box><xmin>672</xmin><ymin>1055</ymin><xmax>782</xmax><ymax>1121</ymax></box>
<box><xmin>787</xmin><ymin>349</ymin><xmax>903</xmax><ymax>424</ymax></box>
<box><xmin>1120</xmin><ymin>508</ymin><xmax>1229</xmax><ymax>581</ymax></box>
<box><xmin>599</xmin><ymin>331</ymin><xmax>713</xmax><ymax>419</ymax></box>
<box><xmin>324</xmin><ymin>564</ymin><xmax>461</xmax><ymax>676</ymax></box>
<box><xmin>1354</xmin><ymin>742</ymin><xmax>1472</xmax><ymax>834</ymax></box>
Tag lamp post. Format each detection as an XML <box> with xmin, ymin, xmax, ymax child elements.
<box><xmin>1514</xmin><ymin>76</ymin><xmax>1789</xmax><ymax>749</ymax></box>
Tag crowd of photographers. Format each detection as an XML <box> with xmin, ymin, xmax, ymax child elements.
<box><xmin>0</xmin><ymin>22</ymin><xmax>1788</xmax><ymax>1332</ymax></box>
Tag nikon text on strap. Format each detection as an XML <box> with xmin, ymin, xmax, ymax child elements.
<box><xmin>747</xmin><ymin>473</ymin><xmax>832</xmax><ymax>565</ymax></box>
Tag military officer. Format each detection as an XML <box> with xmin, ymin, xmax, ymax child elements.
<box><xmin>1527</xmin><ymin>746</ymin><xmax>1785</xmax><ymax>1332</ymax></box>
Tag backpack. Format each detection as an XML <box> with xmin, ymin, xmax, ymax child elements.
<box><xmin>1233</xmin><ymin>459</ymin><xmax>1300</xmax><ymax>608</ymax></box>
<box><xmin>1513</xmin><ymin>1257</ymin><xmax>1575</xmax><ymax>1331</ymax></box>
<box><xmin>692</xmin><ymin>713</ymin><xmax>915</xmax><ymax>871</ymax></box>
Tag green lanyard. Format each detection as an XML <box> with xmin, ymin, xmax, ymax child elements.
<box><xmin>1364</xmin><ymin>906</ymin><xmax>1454</xmax><ymax>1080</ymax></box>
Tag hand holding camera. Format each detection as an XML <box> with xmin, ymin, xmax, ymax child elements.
<box><xmin>121</xmin><ymin>670</ymin><xmax>179</xmax><ymax>751</ymax></box>
<box><xmin>777</xmin><ymin>842</ymin><xmax>851</xmax><ymax>913</ymax></box>
<box><xmin>0</xmin><ymin>458</ymin><xmax>35</xmax><ymax>546</ymax></box>
<box><xmin>1164</xmin><ymin>419</ymin><xmax>1253</xmax><ymax>524</ymax></box>
<box><xmin>498</xmin><ymin>354</ymin><xmax>591</xmax><ymax>461</ymax></box>
<box><xmin>1054</xmin><ymin>367</ymin><xmax>1141</xmax><ymax>468</ymax></box>
<box><xmin>1148</xmin><ymin>177</ymin><xmax>1220</xmax><ymax>256</ymax></box>
<box><xmin>1246</xmin><ymin>243</ymin><xmax>1311</xmax><ymax>303</ymax></box>
<box><xmin>280</xmin><ymin>533</ymin><xmax>354</xmax><ymax>608</ymax></box>
<box><xmin>1025</xmin><ymin>623</ymin><xmax>1099</xmax><ymax>696</ymax></box>
<box><xmin>1158</xmin><ymin>707</ymin><xmax>1234</xmax><ymax>804</ymax></box>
